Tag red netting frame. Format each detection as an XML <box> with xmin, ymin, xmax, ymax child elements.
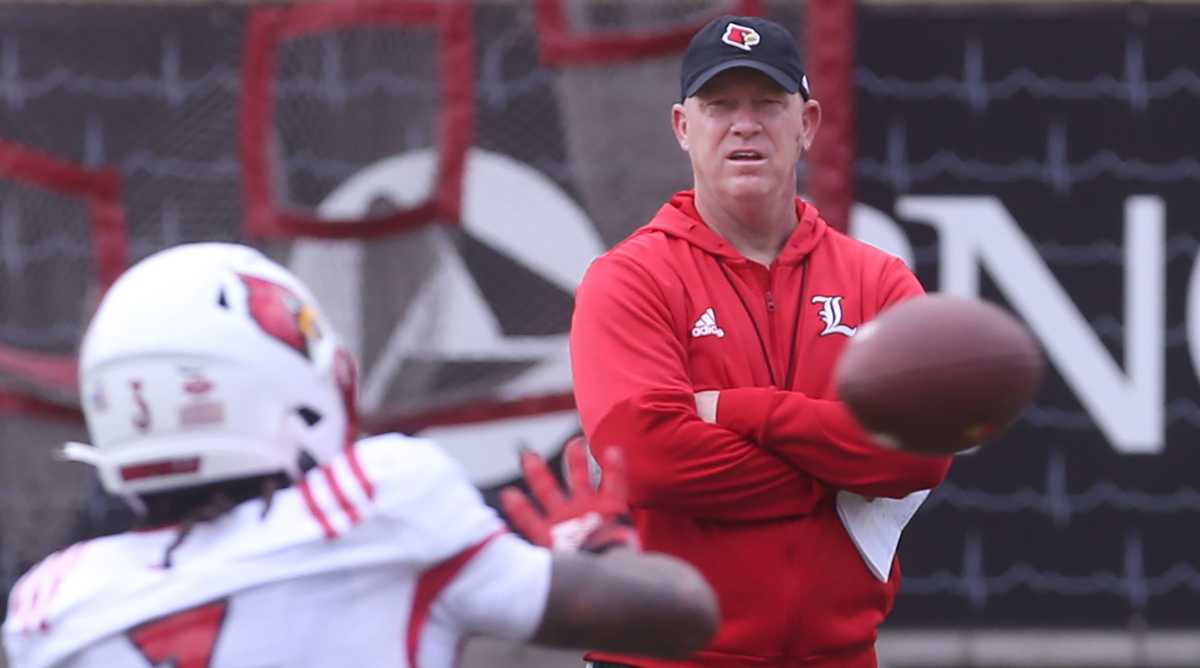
<box><xmin>534</xmin><ymin>0</ymin><xmax>853</xmax><ymax>233</ymax></box>
<box><xmin>240</xmin><ymin>0</ymin><xmax>474</xmax><ymax>240</ymax></box>
<box><xmin>534</xmin><ymin>0</ymin><xmax>764</xmax><ymax>65</ymax></box>
<box><xmin>363</xmin><ymin>392</ymin><xmax>579</xmax><ymax>435</ymax></box>
<box><xmin>0</xmin><ymin>139</ymin><xmax>127</xmax><ymax>418</ymax></box>
<box><xmin>805</xmin><ymin>0</ymin><xmax>854</xmax><ymax>233</ymax></box>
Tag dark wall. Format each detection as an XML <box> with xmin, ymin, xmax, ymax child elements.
<box><xmin>859</xmin><ymin>4</ymin><xmax>1200</xmax><ymax>628</ymax></box>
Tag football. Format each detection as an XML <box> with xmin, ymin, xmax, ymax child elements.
<box><xmin>835</xmin><ymin>294</ymin><xmax>1044</xmax><ymax>456</ymax></box>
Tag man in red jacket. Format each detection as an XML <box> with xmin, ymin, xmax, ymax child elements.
<box><xmin>569</xmin><ymin>14</ymin><xmax>953</xmax><ymax>668</ymax></box>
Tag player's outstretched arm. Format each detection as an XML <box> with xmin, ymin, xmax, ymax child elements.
<box><xmin>500</xmin><ymin>439</ymin><xmax>719</xmax><ymax>658</ymax></box>
<box><xmin>535</xmin><ymin>549</ymin><xmax>717</xmax><ymax>657</ymax></box>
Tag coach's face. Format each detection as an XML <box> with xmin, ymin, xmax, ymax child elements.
<box><xmin>672</xmin><ymin>68</ymin><xmax>820</xmax><ymax>204</ymax></box>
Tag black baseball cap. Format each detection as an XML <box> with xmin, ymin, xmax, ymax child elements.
<box><xmin>680</xmin><ymin>15</ymin><xmax>810</xmax><ymax>101</ymax></box>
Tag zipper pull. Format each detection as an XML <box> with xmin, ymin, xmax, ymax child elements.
<box><xmin>766</xmin><ymin>290</ymin><xmax>775</xmax><ymax>312</ymax></box>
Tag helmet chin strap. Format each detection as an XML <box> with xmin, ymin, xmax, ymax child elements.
<box><xmin>295</xmin><ymin>449</ymin><xmax>319</xmax><ymax>474</ymax></box>
<box><xmin>278</xmin><ymin>411</ymin><xmax>318</xmax><ymax>481</ymax></box>
<box><xmin>122</xmin><ymin>492</ymin><xmax>148</xmax><ymax>516</ymax></box>
<box><xmin>334</xmin><ymin>348</ymin><xmax>359</xmax><ymax>448</ymax></box>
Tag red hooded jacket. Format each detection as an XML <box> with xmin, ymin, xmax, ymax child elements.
<box><xmin>570</xmin><ymin>192</ymin><xmax>951</xmax><ymax>667</ymax></box>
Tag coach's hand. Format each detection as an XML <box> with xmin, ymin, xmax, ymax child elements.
<box><xmin>500</xmin><ymin>437</ymin><xmax>640</xmax><ymax>553</ymax></box>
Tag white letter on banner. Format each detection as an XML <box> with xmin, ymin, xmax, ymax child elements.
<box><xmin>898</xmin><ymin>196</ymin><xmax>1164</xmax><ymax>454</ymax></box>
<box><xmin>849</xmin><ymin>203</ymin><xmax>916</xmax><ymax>269</ymax></box>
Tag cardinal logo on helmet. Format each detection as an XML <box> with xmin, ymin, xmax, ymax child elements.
<box><xmin>240</xmin><ymin>274</ymin><xmax>323</xmax><ymax>359</ymax></box>
<box><xmin>722</xmin><ymin>23</ymin><xmax>761</xmax><ymax>51</ymax></box>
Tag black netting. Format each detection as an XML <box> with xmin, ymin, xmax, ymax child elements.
<box><xmin>562</xmin><ymin>0</ymin><xmax>746</xmax><ymax>32</ymax></box>
<box><xmin>0</xmin><ymin>179</ymin><xmax>94</xmax><ymax>355</ymax></box>
<box><xmin>273</xmin><ymin>25</ymin><xmax>442</xmax><ymax>211</ymax></box>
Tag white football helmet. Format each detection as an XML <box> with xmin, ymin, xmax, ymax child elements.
<box><xmin>63</xmin><ymin>243</ymin><xmax>358</xmax><ymax>498</ymax></box>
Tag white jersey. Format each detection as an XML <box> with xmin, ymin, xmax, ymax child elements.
<box><xmin>3</xmin><ymin>434</ymin><xmax>551</xmax><ymax>668</ymax></box>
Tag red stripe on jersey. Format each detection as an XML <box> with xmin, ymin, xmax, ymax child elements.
<box><xmin>10</xmin><ymin>569</ymin><xmax>34</xmax><ymax>632</ymax></box>
<box><xmin>406</xmin><ymin>530</ymin><xmax>506</xmax><ymax>668</ymax></box>
<box><xmin>299</xmin><ymin>478</ymin><xmax>337</xmax><ymax>540</ymax></box>
<box><xmin>7</xmin><ymin>575</ymin><xmax>24</xmax><ymax>622</ymax></box>
<box><xmin>345</xmin><ymin>443</ymin><xmax>375</xmax><ymax>500</ymax></box>
<box><xmin>38</xmin><ymin>543</ymin><xmax>86</xmax><ymax>631</ymax></box>
<box><xmin>322</xmin><ymin>464</ymin><xmax>361</xmax><ymax>526</ymax></box>
<box><xmin>23</xmin><ymin>553</ymin><xmax>53</xmax><ymax>633</ymax></box>
<box><xmin>16</xmin><ymin>561</ymin><xmax>47</xmax><ymax>631</ymax></box>
<box><xmin>25</xmin><ymin>581</ymin><xmax>42</xmax><ymax>632</ymax></box>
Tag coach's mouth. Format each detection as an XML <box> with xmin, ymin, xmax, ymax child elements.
<box><xmin>726</xmin><ymin>149</ymin><xmax>766</xmax><ymax>164</ymax></box>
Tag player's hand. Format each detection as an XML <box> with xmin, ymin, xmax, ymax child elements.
<box><xmin>694</xmin><ymin>391</ymin><xmax>719</xmax><ymax>423</ymax></box>
<box><xmin>499</xmin><ymin>437</ymin><xmax>640</xmax><ymax>553</ymax></box>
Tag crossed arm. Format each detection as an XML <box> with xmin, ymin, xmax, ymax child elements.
<box><xmin>570</xmin><ymin>255</ymin><xmax>949</xmax><ymax>520</ymax></box>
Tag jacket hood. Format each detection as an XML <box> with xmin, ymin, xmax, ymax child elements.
<box><xmin>636</xmin><ymin>190</ymin><xmax>828</xmax><ymax>264</ymax></box>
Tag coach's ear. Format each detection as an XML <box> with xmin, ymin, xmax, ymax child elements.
<box><xmin>800</xmin><ymin>98</ymin><xmax>822</xmax><ymax>152</ymax></box>
<box><xmin>671</xmin><ymin>102</ymin><xmax>690</xmax><ymax>152</ymax></box>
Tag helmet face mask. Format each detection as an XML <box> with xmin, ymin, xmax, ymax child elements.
<box><xmin>66</xmin><ymin>243</ymin><xmax>357</xmax><ymax>499</ymax></box>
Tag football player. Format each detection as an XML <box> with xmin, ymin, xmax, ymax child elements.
<box><xmin>3</xmin><ymin>243</ymin><xmax>717</xmax><ymax>668</ymax></box>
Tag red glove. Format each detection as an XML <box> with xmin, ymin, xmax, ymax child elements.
<box><xmin>499</xmin><ymin>437</ymin><xmax>640</xmax><ymax>553</ymax></box>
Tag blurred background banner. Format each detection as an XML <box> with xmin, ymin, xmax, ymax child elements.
<box><xmin>854</xmin><ymin>3</ymin><xmax>1200</xmax><ymax>631</ymax></box>
<box><xmin>0</xmin><ymin>1</ymin><xmax>1198</xmax><ymax>666</ymax></box>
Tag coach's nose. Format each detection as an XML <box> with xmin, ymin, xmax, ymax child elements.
<box><xmin>730</xmin><ymin>112</ymin><xmax>763</xmax><ymax>139</ymax></box>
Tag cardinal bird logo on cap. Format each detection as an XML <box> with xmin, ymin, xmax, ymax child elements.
<box><xmin>239</xmin><ymin>274</ymin><xmax>323</xmax><ymax>360</ymax></box>
<box><xmin>722</xmin><ymin>23</ymin><xmax>761</xmax><ymax>51</ymax></box>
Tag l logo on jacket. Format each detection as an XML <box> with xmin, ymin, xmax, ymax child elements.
<box><xmin>812</xmin><ymin>296</ymin><xmax>857</xmax><ymax>337</ymax></box>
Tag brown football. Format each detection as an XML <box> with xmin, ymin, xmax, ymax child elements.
<box><xmin>835</xmin><ymin>294</ymin><xmax>1044</xmax><ymax>456</ymax></box>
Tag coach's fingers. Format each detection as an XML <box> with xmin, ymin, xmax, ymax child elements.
<box><xmin>563</xmin><ymin>437</ymin><xmax>593</xmax><ymax>496</ymax></box>
<box><xmin>499</xmin><ymin>486</ymin><xmax>549</xmax><ymax>546</ymax></box>
<box><xmin>520</xmin><ymin>449</ymin><xmax>566</xmax><ymax>513</ymax></box>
